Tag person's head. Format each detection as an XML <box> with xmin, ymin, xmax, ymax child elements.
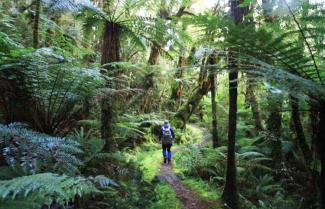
<box><xmin>163</xmin><ymin>121</ymin><xmax>169</xmax><ymax>128</ymax></box>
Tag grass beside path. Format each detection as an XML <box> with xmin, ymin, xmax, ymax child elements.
<box><xmin>136</xmin><ymin>148</ymin><xmax>162</xmax><ymax>182</ymax></box>
<box><xmin>148</xmin><ymin>183</ymin><xmax>184</xmax><ymax>209</ymax></box>
<box><xmin>182</xmin><ymin>178</ymin><xmax>221</xmax><ymax>206</ymax></box>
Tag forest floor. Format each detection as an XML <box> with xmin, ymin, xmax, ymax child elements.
<box><xmin>150</xmin><ymin>125</ymin><xmax>221</xmax><ymax>209</ymax></box>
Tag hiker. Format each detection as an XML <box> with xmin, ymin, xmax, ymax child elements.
<box><xmin>159</xmin><ymin>121</ymin><xmax>175</xmax><ymax>164</ymax></box>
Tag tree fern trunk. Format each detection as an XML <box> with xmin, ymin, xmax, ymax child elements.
<box><xmin>290</xmin><ymin>96</ymin><xmax>312</xmax><ymax>164</ymax></box>
<box><xmin>316</xmin><ymin>101</ymin><xmax>325</xmax><ymax>209</ymax></box>
<box><xmin>310</xmin><ymin>102</ymin><xmax>318</xmax><ymax>162</ymax></box>
<box><xmin>101</xmin><ymin>22</ymin><xmax>121</xmax><ymax>65</ymax></box>
<box><xmin>100</xmin><ymin>21</ymin><xmax>121</xmax><ymax>151</ymax></box>
<box><xmin>33</xmin><ymin>0</ymin><xmax>41</xmax><ymax>48</ymax></box>
<box><xmin>222</xmin><ymin>1</ymin><xmax>249</xmax><ymax>208</ymax></box>
<box><xmin>266</xmin><ymin>94</ymin><xmax>283</xmax><ymax>162</ymax></box>
<box><xmin>222</xmin><ymin>53</ymin><xmax>239</xmax><ymax>209</ymax></box>
<box><xmin>148</xmin><ymin>42</ymin><xmax>161</xmax><ymax>65</ymax></box>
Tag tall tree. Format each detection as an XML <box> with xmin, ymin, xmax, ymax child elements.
<box><xmin>222</xmin><ymin>0</ymin><xmax>248</xmax><ymax>208</ymax></box>
<box><xmin>208</xmin><ymin>52</ymin><xmax>219</xmax><ymax>148</ymax></box>
<box><xmin>262</xmin><ymin>0</ymin><xmax>284</xmax><ymax>162</ymax></box>
<box><xmin>245</xmin><ymin>75</ymin><xmax>263</xmax><ymax>133</ymax></box>
<box><xmin>100</xmin><ymin>21</ymin><xmax>122</xmax><ymax>151</ymax></box>
<box><xmin>316</xmin><ymin>101</ymin><xmax>325</xmax><ymax>209</ymax></box>
<box><xmin>33</xmin><ymin>0</ymin><xmax>41</xmax><ymax>48</ymax></box>
<box><xmin>290</xmin><ymin>95</ymin><xmax>312</xmax><ymax>164</ymax></box>
<box><xmin>265</xmin><ymin>93</ymin><xmax>283</xmax><ymax>160</ymax></box>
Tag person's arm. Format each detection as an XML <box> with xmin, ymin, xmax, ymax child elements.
<box><xmin>170</xmin><ymin>128</ymin><xmax>175</xmax><ymax>140</ymax></box>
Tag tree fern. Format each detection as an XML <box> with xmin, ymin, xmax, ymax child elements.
<box><xmin>0</xmin><ymin>172</ymin><xmax>116</xmax><ymax>209</ymax></box>
<box><xmin>0</xmin><ymin>46</ymin><xmax>103</xmax><ymax>134</ymax></box>
<box><xmin>0</xmin><ymin>123</ymin><xmax>82</xmax><ymax>175</ymax></box>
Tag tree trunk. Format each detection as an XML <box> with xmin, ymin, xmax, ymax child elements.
<box><xmin>45</xmin><ymin>16</ymin><xmax>59</xmax><ymax>47</ymax></box>
<box><xmin>245</xmin><ymin>76</ymin><xmax>263</xmax><ymax>134</ymax></box>
<box><xmin>33</xmin><ymin>0</ymin><xmax>41</xmax><ymax>48</ymax></box>
<box><xmin>266</xmin><ymin>94</ymin><xmax>283</xmax><ymax>161</ymax></box>
<box><xmin>148</xmin><ymin>42</ymin><xmax>161</xmax><ymax>65</ymax></box>
<box><xmin>170</xmin><ymin>51</ymin><xmax>186</xmax><ymax>101</ymax></box>
<box><xmin>101</xmin><ymin>22</ymin><xmax>121</xmax><ymax>65</ymax></box>
<box><xmin>310</xmin><ymin>102</ymin><xmax>318</xmax><ymax>161</ymax></box>
<box><xmin>100</xmin><ymin>21</ymin><xmax>121</xmax><ymax>151</ymax></box>
<box><xmin>101</xmin><ymin>99</ymin><xmax>113</xmax><ymax>151</ymax></box>
<box><xmin>316</xmin><ymin>101</ymin><xmax>325</xmax><ymax>209</ymax></box>
<box><xmin>290</xmin><ymin>96</ymin><xmax>312</xmax><ymax>164</ymax></box>
<box><xmin>222</xmin><ymin>54</ymin><xmax>239</xmax><ymax>209</ymax></box>
<box><xmin>208</xmin><ymin>54</ymin><xmax>219</xmax><ymax>148</ymax></box>
<box><xmin>222</xmin><ymin>1</ymin><xmax>249</xmax><ymax>208</ymax></box>
<box><xmin>140</xmin><ymin>42</ymin><xmax>161</xmax><ymax>112</ymax></box>
<box><xmin>175</xmin><ymin>60</ymin><xmax>210</xmax><ymax>129</ymax></box>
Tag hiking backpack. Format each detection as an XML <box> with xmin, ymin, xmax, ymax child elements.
<box><xmin>162</xmin><ymin>126</ymin><xmax>172</xmax><ymax>145</ymax></box>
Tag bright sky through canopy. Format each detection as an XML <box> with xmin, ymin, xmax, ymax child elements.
<box><xmin>191</xmin><ymin>0</ymin><xmax>324</xmax><ymax>13</ymax></box>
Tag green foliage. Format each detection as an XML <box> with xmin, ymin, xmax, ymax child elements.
<box><xmin>148</xmin><ymin>183</ymin><xmax>184</xmax><ymax>209</ymax></box>
<box><xmin>181</xmin><ymin>177</ymin><xmax>220</xmax><ymax>203</ymax></box>
<box><xmin>134</xmin><ymin>149</ymin><xmax>162</xmax><ymax>182</ymax></box>
<box><xmin>0</xmin><ymin>123</ymin><xmax>82</xmax><ymax>175</ymax></box>
<box><xmin>0</xmin><ymin>45</ymin><xmax>103</xmax><ymax>134</ymax></box>
<box><xmin>0</xmin><ymin>172</ymin><xmax>117</xmax><ymax>209</ymax></box>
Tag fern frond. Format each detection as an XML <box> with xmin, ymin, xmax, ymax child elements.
<box><xmin>0</xmin><ymin>173</ymin><xmax>116</xmax><ymax>208</ymax></box>
<box><xmin>0</xmin><ymin>123</ymin><xmax>82</xmax><ymax>174</ymax></box>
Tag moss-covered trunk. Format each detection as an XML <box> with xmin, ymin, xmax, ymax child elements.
<box><xmin>148</xmin><ymin>42</ymin><xmax>161</xmax><ymax>65</ymax></box>
<box><xmin>208</xmin><ymin>54</ymin><xmax>219</xmax><ymax>148</ymax></box>
<box><xmin>174</xmin><ymin>60</ymin><xmax>210</xmax><ymax>129</ymax></box>
<box><xmin>246</xmin><ymin>75</ymin><xmax>263</xmax><ymax>134</ymax></box>
<box><xmin>170</xmin><ymin>52</ymin><xmax>186</xmax><ymax>102</ymax></box>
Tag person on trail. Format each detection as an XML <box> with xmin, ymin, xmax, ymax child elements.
<box><xmin>159</xmin><ymin>121</ymin><xmax>175</xmax><ymax>164</ymax></box>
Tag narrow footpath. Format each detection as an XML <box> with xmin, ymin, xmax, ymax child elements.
<box><xmin>156</xmin><ymin>125</ymin><xmax>215</xmax><ymax>209</ymax></box>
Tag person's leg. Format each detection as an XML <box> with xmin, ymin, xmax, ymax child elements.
<box><xmin>162</xmin><ymin>144</ymin><xmax>167</xmax><ymax>163</ymax></box>
<box><xmin>167</xmin><ymin>144</ymin><xmax>172</xmax><ymax>163</ymax></box>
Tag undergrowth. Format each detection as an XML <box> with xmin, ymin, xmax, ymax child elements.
<box><xmin>148</xmin><ymin>183</ymin><xmax>184</xmax><ymax>209</ymax></box>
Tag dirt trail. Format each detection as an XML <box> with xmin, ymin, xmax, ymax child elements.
<box><xmin>156</xmin><ymin>125</ymin><xmax>214</xmax><ymax>209</ymax></box>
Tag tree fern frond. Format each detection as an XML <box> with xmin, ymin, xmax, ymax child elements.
<box><xmin>42</xmin><ymin>0</ymin><xmax>104</xmax><ymax>16</ymax></box>
<box><xmin>0</xmin><ymin>123</ymin><xmax>82</xmax><ymax>174</ymax></box>
<box><xmin>0</xmin><ymin>173</ymin><xmax>107</xmax><ymax>208</ymax></box>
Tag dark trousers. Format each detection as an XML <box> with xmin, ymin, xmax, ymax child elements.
<box><xmin>162</xmin><ymin>143</ymin><xmax>172</xmax><ymax>159</ymax></box>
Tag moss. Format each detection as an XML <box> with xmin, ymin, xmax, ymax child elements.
<box><xmin>182</xmin><ymin>177</ymin><xmax>222</xmax><ymax>209</ymax></box>
<box><xmin>148</xmin><ymin>183</ymin><xmax>184</xmax><ymax>209</ymax></box>
<box><xmin>136</xmin><ymin>149</ymin><xmax>162</xmax><ymax>182</ymax></box>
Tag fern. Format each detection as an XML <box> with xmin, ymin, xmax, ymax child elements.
<box><xmin>42</xmin><ymin>0</ymin><xmax>104</xmax><ymax>15</ymax></box>
<box><xmin>0</xmin><ymin>46</ymin><xmax>104</xmax><ymax>134</ymax></box>
<box><xmin>0</xmin><ymin>172</ymin><xmax>116</xmax><ymax>209</ymax></box>
<box><xmin>0</xmin><ymin>123</ymin><xmax>82</xmax><ymax>175</ymax></box>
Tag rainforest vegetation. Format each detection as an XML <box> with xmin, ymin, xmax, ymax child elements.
<box><xmin>0</xmin><ymin>0</ymin><xmax>325</xmax><ymax>208</ymax></box>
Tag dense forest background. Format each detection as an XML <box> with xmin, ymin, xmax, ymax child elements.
<box><xmin>0</xmin><ymin>0</ymin><xmax>325</xmax><ymax>208</ymax></box>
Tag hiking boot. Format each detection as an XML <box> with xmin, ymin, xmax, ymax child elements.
<box><xmin>163</xmin><ymin>157</ymin><xmax>167</xmax><ymax>164</ymax></box>
<box><xmin>167</xmin><ymin>158</ymin><xmax>171</xmax><ymax>164</ymax></box>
